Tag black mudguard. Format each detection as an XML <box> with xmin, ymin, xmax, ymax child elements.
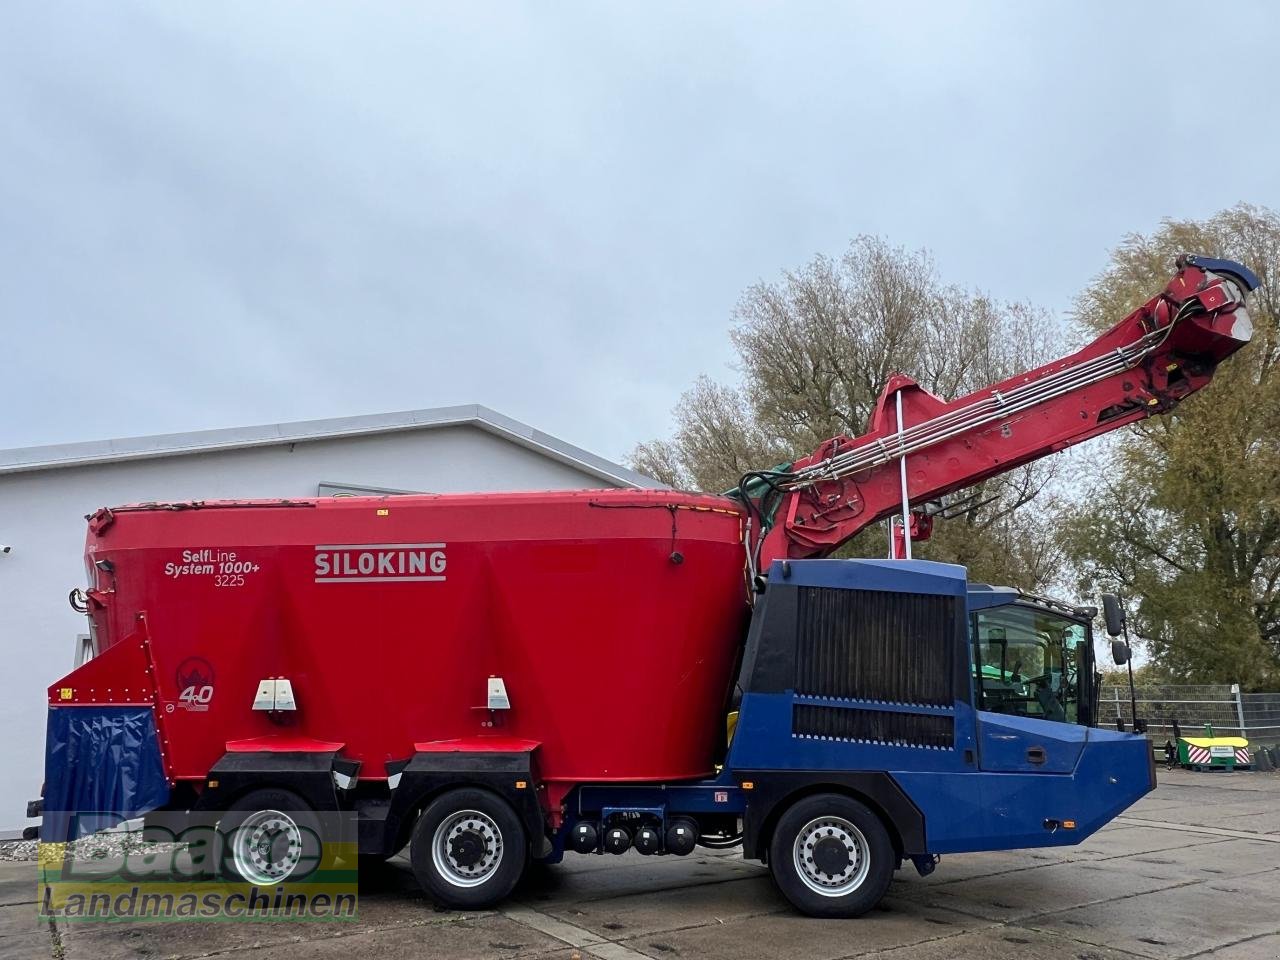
<box><xmin>736</xmin><ymin>769</ymin><xmax>926</xmax><ymax>861</ymax></box>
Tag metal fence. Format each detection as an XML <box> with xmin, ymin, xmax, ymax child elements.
<box><xmin>1100</xmin><ymin>683</ymin><xmax>1280</xmax><ymax>747</ymax></box>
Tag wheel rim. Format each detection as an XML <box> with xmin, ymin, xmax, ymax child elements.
<box><xmin>230</xmin><ymin>809</ymin><xmax>304</xmax><ymax>885</ymax></box>
<box><xmin>432</xmin><ymin>809</ymin><xmax>504</xmax><ymax>888</ymax></box>
<box><xmin>792</xmin><ymin>815</ymin><xmax>871</xmax><ymax>897</ymax></box>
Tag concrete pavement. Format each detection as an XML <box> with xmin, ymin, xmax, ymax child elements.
<box><xmin>2</xmin><ymin>768</ymin><xmax>1277</xmax><ymax>960</ymax></box>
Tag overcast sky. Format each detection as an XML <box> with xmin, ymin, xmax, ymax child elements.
<box><xmin>3</xmin><ymin>2</ymin><xmax>1278</xmax><ymax>464</ymax></box>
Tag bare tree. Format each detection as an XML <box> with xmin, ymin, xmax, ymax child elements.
<box><xmin>631</xmin><ymin>236</ymin><xmax>1062</xmax><ymax>589</ymax></box>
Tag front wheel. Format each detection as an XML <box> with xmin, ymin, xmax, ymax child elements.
<box><xmin>410</xmin><ymin>788</ymin><xmax>527</xmax><ymax>909</ymax></box>
<box><xmin>768</xmin><ymin>793</ymin><xmax>894</xmax><ymax>918</ymax></box>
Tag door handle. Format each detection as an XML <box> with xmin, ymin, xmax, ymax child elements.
<box><xmin>1026</xmin><ymin>746</ymin><xmax>1047</xmax><ymax>765</ymax></box>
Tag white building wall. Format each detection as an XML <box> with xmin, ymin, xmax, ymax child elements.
<box><xmin>0</xmin><ymin>426</ymin><xmax>621</xmax><ymax>830</ymax></box>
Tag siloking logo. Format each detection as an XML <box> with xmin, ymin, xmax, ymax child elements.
<box><xmin>313</xmin><ymin>543</ymin><xmax>447</xmax><ymax>584</ymax></box>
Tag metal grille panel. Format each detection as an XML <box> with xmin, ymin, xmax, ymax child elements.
<box><xmin>792</xmin><ymin>704</ymin><xmax>954</xmax><ymax>749</ymax></box>
<box><xmin>794</xmin><ymin>587</ymin><xmax>956</xmax><ymax>705</ymax></box>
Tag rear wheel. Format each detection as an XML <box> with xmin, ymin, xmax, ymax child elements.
<box><xmin>768</xmin><ymin>793</ymin><xmax>894</xmax><ymax>918</ymax></box>
<box><xmin>220</xmin><ymin>788</ymin><xmax>324</xmax><ymax>885</ymax></box>
<box><xmin>410</xmin><ymin>788</ymin><xmax>527</xmax><ymax>909</ymax></box>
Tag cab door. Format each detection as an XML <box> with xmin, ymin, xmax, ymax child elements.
<box><xmin>970</xmin><ymin>603</ymin><xmax>1087</xmax><ymax>773</ymax></box>
<box><xmin>976</xmin><ymin>710</ymin><xmax>1086</xmax><ymax>773</ymax></box>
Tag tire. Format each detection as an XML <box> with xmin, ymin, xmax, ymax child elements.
<box><xmin>410</xmin><ymin>788</ymin><xmax>527</xmax><ymax>909</ymax></box>
<box><xmin>358</xmin><ymin>851</ymin><xmax>401</xmax><ymax>866</ymax></box>
<box><xmin>219</xmin><ymin>788</ymin><xmax>324</xmax><ymax>885</ymax></box>
<box><xmin>768</xmin><ymin>793</ymin><xmax>894</xmax><ymax>918</ymax></box>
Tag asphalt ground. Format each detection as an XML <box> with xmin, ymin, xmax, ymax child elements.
<box><xmin>2</xmin><ymin>767</ymin><xmax>1277</xmax><ymax>960</ymax></box>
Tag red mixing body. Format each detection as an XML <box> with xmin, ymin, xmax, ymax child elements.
<box><xmin>70</xmin><ymin>489</ymin><xmax>750</xmax><ymax>798</ymax></box>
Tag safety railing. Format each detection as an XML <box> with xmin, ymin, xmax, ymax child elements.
<box><xmin>1100</xmin><ymin>684</ymin><xmax>1280</xmax><ymax>746</ymax></box>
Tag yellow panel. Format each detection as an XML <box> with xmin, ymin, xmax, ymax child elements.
<box><xmin>1181</xmin><ymin>736</ymin><xmax>1248</xmax><ymax>748</ymax></box>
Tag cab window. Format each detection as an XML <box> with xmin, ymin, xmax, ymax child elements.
<box><xmin>971</xmin><ymin>605</ymin><xmax>1087</xmax><ymax>724</ymax></box>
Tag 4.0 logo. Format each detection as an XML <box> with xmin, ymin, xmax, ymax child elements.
<box><xmin>175</xmin><ymin>657</ymin><xmax>215</xmax><ymax>712</ymax></box>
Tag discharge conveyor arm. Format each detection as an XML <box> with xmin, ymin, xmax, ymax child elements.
<box><xmin>742</xmin><ymin>255</ymin><xmax>1258</xmax><ymax>566</ymax></box>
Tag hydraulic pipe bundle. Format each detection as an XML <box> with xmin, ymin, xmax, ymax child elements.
<box><xmin>746</xmin><ymin>255</ymin><xmax>1258</xmax><ymax>566</ymax></box>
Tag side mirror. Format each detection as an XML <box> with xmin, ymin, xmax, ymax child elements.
<box><xmin>1101</xmin><ymin>593</ymin><xmax>1125</xmax><ymax>638</ymax></box>
<box><xmin>1111</xmin><ymin>638</ymin><xmax>1130</xmax><ymax>666</ymax></box>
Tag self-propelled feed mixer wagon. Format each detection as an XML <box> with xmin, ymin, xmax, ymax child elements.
<box><xmin>35</xmin><ymin>256</ymin><xmax>1257</xmax><ymax>917</ymax></box>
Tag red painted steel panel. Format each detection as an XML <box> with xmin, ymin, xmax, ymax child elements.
<box><xmin>413</xmin><ymin>738</ymin><xmax>542</xmax><ymax>754</ymax></box>
<box><xmin>225</xmin><ymin>736</ymin><xmax>345</xmax><ymax>753</ymax></box>
<box><xmin>56</xmin><ymin>489</ymin><xmax>750</xmax><ymax>791</ymax></box>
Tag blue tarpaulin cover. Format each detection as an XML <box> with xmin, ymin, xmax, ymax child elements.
<box><xmin>42</xmin><ymin>706</ymin><xmax>169</xmax><ymax>841</ymax></box>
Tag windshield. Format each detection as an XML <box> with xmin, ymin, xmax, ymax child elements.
<box><xmin>971</xmin><ymin>604</ymin><xmax>1089</xmax><ymax>724</ymax></box>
